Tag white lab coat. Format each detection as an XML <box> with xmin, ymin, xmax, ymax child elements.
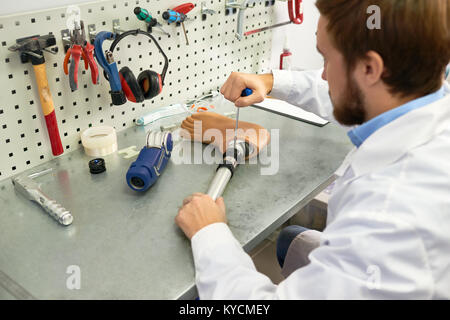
<box><xmin>191</xmin><ymin>69</ymin><xmax>450</xmax><ymax>299</ymax></box>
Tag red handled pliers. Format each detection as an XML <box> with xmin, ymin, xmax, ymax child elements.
<box><xmin>63</xmin><ymin>20</ymin><xmax>99</xmax><ymax>90</ymax></box>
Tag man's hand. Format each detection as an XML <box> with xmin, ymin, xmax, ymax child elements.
<box><xmin>175</xmin><ymin>193</ymin><xmax>227</xmax><ymax>240</ymax></box>
<box><xmin>220</xmin><ymin>72</ymin><xmax>274</xmax><ymax>107</ymax></box>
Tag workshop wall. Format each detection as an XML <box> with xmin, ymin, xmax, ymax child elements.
<box><xmin>0</xmin><ymin>0</ymin><xmax>324</xmax><ymax>72</ymax></box>
<box><xmin>0</xmin><ymin>0</ymin><xmax>275</xmax><ymax>182</ymax></box>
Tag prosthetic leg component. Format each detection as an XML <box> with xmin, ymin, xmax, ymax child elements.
<box><xmin>180</xmin><ymin>112</ymin><xmax>270</xmax><ymax>160</ymax></box>
<box><xmin>207</xmin><ymin>140</ymin><xmax>249</xmax><ymax>200</ymax></box>
<box><xmin>126</xmin><ymin>131</ymin><xmax>173</xmax><ymax>192</ymax></box>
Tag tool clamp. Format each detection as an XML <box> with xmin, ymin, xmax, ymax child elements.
<box><xmin>63</xmin><ymin>20</ymin><xmax>99</xmax><ymax>91</ymax></box>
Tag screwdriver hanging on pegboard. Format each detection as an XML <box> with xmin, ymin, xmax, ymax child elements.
<box><xmin>134</xmin><ymin>6</ymin><xmax>170</xmax><ymax>36</ymax></box>
<box><xmin>162</xmin><ymin>3</ymin><xmax>194</xmax><ymax>46</ymax></box>
<box><xmin>162</xmin><ymin>11</ymin><xmax>189</xmax><ymax>45</ymax></box>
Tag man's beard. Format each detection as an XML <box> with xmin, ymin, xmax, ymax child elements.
<box><xmin>331</xmin><ymin>74</ymin><xmax>367</xmax><ymax>126</ymax></box>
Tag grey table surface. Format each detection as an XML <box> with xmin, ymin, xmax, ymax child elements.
<box><xmin>0</xmin><ymin>106</ymin><xmax>352</xmax><ymax>300</ymax></box>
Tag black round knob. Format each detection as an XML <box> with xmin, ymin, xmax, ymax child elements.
<box><xmin>89</xmin><ymin>158</ymin><xmax>106</xmax><ymax>174</ymax></box>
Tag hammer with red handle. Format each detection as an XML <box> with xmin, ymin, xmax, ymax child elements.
<box><xmin>9</xmin><ymin>34</ymin><xmax>64</xmax><ymax>156</ymax></box>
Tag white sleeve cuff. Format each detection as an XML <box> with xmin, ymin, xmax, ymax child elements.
<box><xmin>270</xmin><ymin>69</ymin><xmax>295</xmax><ymax>101</ymax></box>
<box><xmin>191</xmin><ymin>223</ymin><xmax>239</xmax><ymax>258</ymax></box>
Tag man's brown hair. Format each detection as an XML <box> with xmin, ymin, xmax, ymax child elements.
<box><xmin>316</xmin><ymin>0</ymin><xmax>450</xmax><ymax>98</ymax></box>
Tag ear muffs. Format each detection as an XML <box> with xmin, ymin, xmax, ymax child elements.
<box><xmin>107</xmin><ymin>30</ymin><xmax>168</xmax><ymax>104</ymax></box>
<box><xmin>119</xmin><ymin>67</ymin><xmax>145</xmax><ymax>103</ymax></box>
<box><xmin>137</xmin><ymin>70</ymin><xmax>162</xmax><ymax>100</ymax></box>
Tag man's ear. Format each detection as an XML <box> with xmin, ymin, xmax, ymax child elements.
<box><xmin>360</xmin><ymin>50</ymin><xmax>385</xmax><ymax>87</ymax></box>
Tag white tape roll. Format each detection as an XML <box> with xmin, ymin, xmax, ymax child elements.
<box><xmin>81</xmin><ymin>126</ymin><xmax>118</xmax><ymax>157</ymax></box>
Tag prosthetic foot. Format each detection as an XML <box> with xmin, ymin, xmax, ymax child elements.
<box><xmin>180</xmin><ymin>112</ymin><xmax>271</xmax><ymax>160</ymax></box>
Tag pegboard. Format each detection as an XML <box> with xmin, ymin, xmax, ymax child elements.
<box><xmin>0</xmin><ymin>0</ymin><xmax>275</xmax><ymax>182</ymax></box>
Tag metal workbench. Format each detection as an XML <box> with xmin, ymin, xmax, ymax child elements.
<box><xmin>0</xmin><ymin>106</ymin><xmax>352</xmax><ymax>300</ymax></box>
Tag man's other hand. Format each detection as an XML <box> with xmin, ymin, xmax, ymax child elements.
<box><xmin>175</xmin><ymin>193</ymin><xmax>227</xmax><ymax>240</ymax></box>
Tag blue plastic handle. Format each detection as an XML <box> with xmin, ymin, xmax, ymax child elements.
<box><xmin>163</xmin><ymin>10</ymin><xmax>182</xmax><ymax>24</ymax></box>
<box><xmin>241</xmin><ymin>88</ymin><xmax>253</xmax><ymax>97</ymax></box>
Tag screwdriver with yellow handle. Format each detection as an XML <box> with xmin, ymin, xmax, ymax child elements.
<box><xmin>9</xmin><ymin>34</ymin><xmax>64</xmax><ymax>156</ymax></box>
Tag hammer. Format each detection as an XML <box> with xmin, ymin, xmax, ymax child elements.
<box><xmin>9</xmin><ymin>34</ymin><xmax>64</xmax><ymax>156</ymax></box>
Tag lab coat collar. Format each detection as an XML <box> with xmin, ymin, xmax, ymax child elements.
<box><xmin>348</xmin><ymin>86</ymin><xmax>446</xmax><ymax>147</ymax></box>
<box><xmin>341</xmin><ymin>88</ymin><xmax>450</xmax><ymax>179</ymax></box>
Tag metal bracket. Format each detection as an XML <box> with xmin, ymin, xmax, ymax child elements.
<box><xmin>112</xmin><ymin>19</ymin><xmax>125</xmax><ymax>34</ymax></box>
<box><xmin>87</xmin><ymin>24</ymin><xmax>97</xmax><ymax>44</ymax></box>
<box><xmin>233</xmin><ymin>0</ymin><xmax>265</xmax><ymax>40</ymax></box>
<box><xmin>225</xmin><ymin>0</ymin><xmax>257</xmax><ymax>10</ymax></box>
<box><xmin>201</xmin><ymin>2</ymin><xmax>217</xmax><ymax>21</ymax></box>
<box><xmin>61</xmin><ymin>29</ymin><xmax>71</xmax><ymax>53</ymax></box>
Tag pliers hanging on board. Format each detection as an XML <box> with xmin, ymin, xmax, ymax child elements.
<box><xmin>63</xmin><ymin>20</ymin><xmax>99</xmax><ymax>91</ymax></box>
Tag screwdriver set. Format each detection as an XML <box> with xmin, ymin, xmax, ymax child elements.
<box><xmin>0</xmin><ymin>0</ymin><xmax>276</xmax><ymax>182</ymax></box>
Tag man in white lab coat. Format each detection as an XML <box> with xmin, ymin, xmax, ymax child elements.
<box><xmin>175</xmin><ymin>0</ymin><xmax>450</xmax><ymax>299</ymax></box>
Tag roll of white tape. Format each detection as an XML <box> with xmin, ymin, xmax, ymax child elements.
<box><xmin>81</xmin><ymin>126</ymin><xmax>118</xmax><ymax>157</ymax></box>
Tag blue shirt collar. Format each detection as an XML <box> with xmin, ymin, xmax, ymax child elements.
<box><xmin>348</xmin><ymin>86</ymin><xmax>446</xmax><ymax>147</ymax></box>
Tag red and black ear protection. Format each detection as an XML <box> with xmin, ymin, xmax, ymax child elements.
<box><xmin>107</xmin><ymin>29</ymin><xmax>168</xmax><ymax>103</ymax></box>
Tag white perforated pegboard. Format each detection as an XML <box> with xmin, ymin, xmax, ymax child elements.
<box><xmin>0</xmin><ymin>0</ymin><xmax>274</xmax><ymax>181</ymax></box>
